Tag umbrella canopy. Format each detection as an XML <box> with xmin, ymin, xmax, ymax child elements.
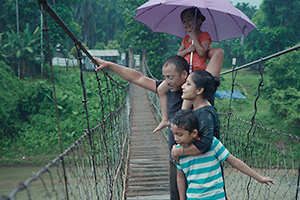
<box><xmin>134</xmin><ymin>0</ymin><xmax>257</xmax><ymax>42</ymax></box>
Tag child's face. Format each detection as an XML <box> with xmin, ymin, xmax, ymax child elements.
<box><xmin>181</xmin><ymin>10</ymin><xmax>195</xmax><ymax>32</ymax></box>
<box><xmin>181</xmin><ymin>74</ymin><xmax>202</xmax><ymax>101</ymax></box>
<box><xmin>171</xmin><ymin>124</ymin><xmax>197</xmax><ymax>147</ymax></box>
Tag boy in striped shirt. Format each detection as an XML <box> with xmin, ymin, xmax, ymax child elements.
<box><xmin>171</xmin><ymin>109</ymin><xmax>275</xmax><ymax>200</ymax></box>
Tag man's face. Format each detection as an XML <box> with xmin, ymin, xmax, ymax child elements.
<box><xmin>162</xmin><ymin>63</ymin><xmax>187</xmax><ymax>92</ymax></box>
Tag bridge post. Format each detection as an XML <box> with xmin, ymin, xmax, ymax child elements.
<box><xmin>129</xmin><ymin>48</ymin><xmax>134</xmax><ymax>69</ymax></box>
<box><xmin>141</xmin><ymin>49</ymin><xmax>147</xmax><ymax>76</ymax></box>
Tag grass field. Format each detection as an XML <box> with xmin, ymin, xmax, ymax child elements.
<box><xmin>215</xmin><ymin>67</ymin><xmax>283</xmax><ymax>132</ymax></box>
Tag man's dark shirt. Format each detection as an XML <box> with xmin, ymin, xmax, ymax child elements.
<box><xmin>156</xmin><ymin>80</ymin><xmax>183</xmax><ymax>162</ymax></box>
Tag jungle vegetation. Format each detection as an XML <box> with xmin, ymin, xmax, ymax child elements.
<box><xmin>0</xmin><ymin>0</ymin><xmax>299</xmax><ymax>164</ymax></box>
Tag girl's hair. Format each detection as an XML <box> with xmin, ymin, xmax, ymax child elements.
<box><xmin>181</xmin><ymin>7</ymin><xmax>206</xmax><ymax>22</ymax></box>
<box><xmin>171</xmin><ymin>109</ymin><xmax>199</xmax><ymax>134</ymax></box>
<box><xmin>190</xmin><ymin>70</ymin><xmax>216</xmax><ymax>100</ymax></box>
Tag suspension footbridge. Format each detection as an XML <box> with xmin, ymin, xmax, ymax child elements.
<box><xmin>1</xmin><ymin>0</ymin><xmax>300</xmax><ymax>199</ymax></box>
<box><xmin>126</xmin><ymin>84</ymin><xmax>169</xmax><ymax>199</ymax></box>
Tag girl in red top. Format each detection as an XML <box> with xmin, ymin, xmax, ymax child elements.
<box><xmin>154</xmin><ymin>8</ymin><xmax>224</xmax><ymax>133</ymax></box>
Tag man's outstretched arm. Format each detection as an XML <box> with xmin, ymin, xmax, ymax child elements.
<box><xmin>93</xmin><ymin>57</ymin><xmax>157</xmax><ymax>93</ymax></box>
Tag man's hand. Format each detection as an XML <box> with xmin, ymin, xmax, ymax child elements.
<box><xmin>91</xmin><ymin>57</ymin><xmax>110</xmax><ymax>71</ymax></box>
<box><xmin>171</xmin><ymin>144</ymin><xmax>182</xmax><ymax>163</ymax></box>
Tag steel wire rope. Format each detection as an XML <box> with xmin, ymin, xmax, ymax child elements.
<box><xmin>75</xmin><ymin>46</ymin><xmax>100</xmax><ymax>200</ymax></box>
<box><xmin>36</xmin><ymin>1</ymin><xmax>129</xmax><ymax>199</ymax></box>
<box><xmin>37</xmin><ymin>3</ymin><xmax>69</xmax><ymax>199</ymax></box>
<box><xmin>244</xmin><ymin>59</ymin><xmax>265</xmax><ymax>199</ymax></box>
<box><xmin>222</xmin><ymin>62</ymin><xmax>239</xmax><ymax>200</ymax></box>
<box><xmin>297</xmin><ymin>162</ymin><xmax>300</xmax><ymax>200</ymax></box>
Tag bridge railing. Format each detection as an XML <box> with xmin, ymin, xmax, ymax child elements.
<box><xmin>2</xmin><ymin>84</ymin><xmax>130</xmax><ymax>200</ymax></box>
<box><xmin>219</xmin><ymin>113</ymin><xmax>300</xmax><ymax>200</ymax></box>
<box><xmin>139</xmin><ymin>47</ymin><xmax>300</xmax><ymax>200</ymax></box>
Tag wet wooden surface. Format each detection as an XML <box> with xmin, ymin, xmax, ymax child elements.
<box><xmin>126</xmin><ymin>84</ymin><xmax>170</xmax><ymax>200</ymax></box>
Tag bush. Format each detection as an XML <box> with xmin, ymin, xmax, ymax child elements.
<box><xmin>0</xmin><ymin>61</ymin><xmax>22</xmax><ymax>139</ymax></box>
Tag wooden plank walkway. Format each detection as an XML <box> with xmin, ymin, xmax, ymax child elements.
<box><xmin>126</xmin><ymin>84</ymin><xmax>170</xmax><ymax>200</ymax></box>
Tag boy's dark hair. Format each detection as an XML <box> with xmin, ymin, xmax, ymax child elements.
<box><xmin>181</xmin><ymin>7</ymin><xmax>206</xmax><ymax>22</ymax></box>
<box><xmin>171</xmin><ymin>109</ymin><xmax>199</xmax><ymax>134</ymax></box>
<box><xmin>190</xmin><ymin>70</ymin><xmax>216</xmax><ymax>101</ymax></box>
<box><xmin>163</xmin><ymin>55</ymin><xmax>189</xmax><ymax>74</ymax></box>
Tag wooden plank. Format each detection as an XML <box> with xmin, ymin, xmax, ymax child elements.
<box><xmin>126</xmin><ymin>84</ymin><xmax>170</xmax><ymax>198</ymax></box>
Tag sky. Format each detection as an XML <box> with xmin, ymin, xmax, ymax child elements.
<box><xmin>230</xmin><ymin>0</ymin><xmax>263</xmax><ymax>8</ymax></box>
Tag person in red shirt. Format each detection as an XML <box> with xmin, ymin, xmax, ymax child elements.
<box><xmin>154</xmin><ymin>7</ymin><xmax>224</xmax><ymax>133</ymax></box>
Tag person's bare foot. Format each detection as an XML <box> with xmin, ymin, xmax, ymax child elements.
<box><xmin>153</xmin><ymin>119</ymin><xmax>170</xmax><ymax>133</ymax></box>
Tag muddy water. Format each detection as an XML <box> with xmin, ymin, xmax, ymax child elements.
<box><xmin>0</xmin><ymin>166</ymin><xmax>43</xmax><ymax>197</ymax></box>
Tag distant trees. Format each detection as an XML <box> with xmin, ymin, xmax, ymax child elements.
<box><xmin>243</xmin><ymin>0</ymin><xmax>300</xmax><ymax>61</ymax></box>
<box><xmin>0</xmin><ymin>24</ymin><xmax>41</xmax><ymax>78</ymax></box>
<box><xmin>0</xmin><ymin>0</ymin><xmax>299</xmax><ymax>132</ymax></box>
<box><xmin>264</xmin><ymin>50</ymin><xmax>300</xmax><ymax>135</ymax></box>
<box><xmin>74</xmin><ymin>0</ymin><xmax>125</xmax><ymax>49</ymax></box>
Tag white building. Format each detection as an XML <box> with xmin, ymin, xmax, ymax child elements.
<box><xmin>84</xmin><ymin>49</ymin><xmax>119</xmax><ymax>71</ymax></box>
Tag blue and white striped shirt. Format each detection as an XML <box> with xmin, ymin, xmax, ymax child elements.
<box><xmin>176</xmin><ymin>137</ymin><xmax>230</xmax><ymax>200</ymax></box>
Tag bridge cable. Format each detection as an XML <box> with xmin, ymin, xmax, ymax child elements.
<box><xmin>244</xmin><ymin>58</ymin><xmax>265</xmax><ymax>199</ymax></box>
<box><xmin>37</xmin><ymin>1</ymin><xmax>127</xmax><ymax>199</ymax></box>
<box><xmin>39</xmin><ymin>4</ymin><xmax>69</xmax><ymax>199</ymax></box>
<box><xmin>75</xmin><ymin>46</ymin><xmax>100</xmax><ymax>200</ymax></box>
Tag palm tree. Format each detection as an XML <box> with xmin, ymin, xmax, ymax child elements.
<box><xmin>74</xmin><ymin>0</ymin><xmax>99</xmax><ymax>48</ymax></box>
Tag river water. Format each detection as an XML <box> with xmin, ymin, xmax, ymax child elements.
<box><xmin>0</xmin><ymin>166</ymin><xmax>43</xmax><ymax>198</ymax></box>
<box><xmin>0</xmin><ymin>166</ymin><xmax>296</xmax><ymax>200</ymax></box>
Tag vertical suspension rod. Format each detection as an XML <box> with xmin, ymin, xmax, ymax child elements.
<box><xmin>37</xmin><ymin>0</ymin><xmax>97</xmax><ymax>65</ymax></box>
<box><xmin>37</xmin><ymin>0</ymin><xmax>100</xmax><ymax>199</ymax></box>
<box><xmin>39</xmin><ymin>6</ymin><xmax>69</xmax><ymax>200</ymax></box>
<box><xmin>296</xmin><ymin>162</ymin><xmax>300</xmax><ymax>200</ymax></box>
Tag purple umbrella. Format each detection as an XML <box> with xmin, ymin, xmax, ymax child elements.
<box><xmin>134</xmin><ymin>0</ymin><xmax>257</xmax><ymax>42</ymax></box>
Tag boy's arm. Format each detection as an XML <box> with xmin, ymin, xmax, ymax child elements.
<box><xmin>226</xmin><ymin>154</ymin><xmax>275</xmax><ymax>185</ymax></box>
<box><xmin>153</xmin><ymin>81</ymin><xmax>170</xmax><ymax>132</ymax></box>
<box><xmin>177</xmin><ymin>169</ymin><xmax>187</xmax><ymax>200</ymax></box>
<box><xmin>93</xmin><ymin>57</ymin><xmax>157</xmax><ymax>93</ymax></box>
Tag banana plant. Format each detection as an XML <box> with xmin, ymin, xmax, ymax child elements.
<box><xmin>5</xmin><ymin>23</ymin><xmax>41</xmax><ymax>78</ymax></box>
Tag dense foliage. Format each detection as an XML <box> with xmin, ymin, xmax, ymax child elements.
<box><xmin>0</xmin><ymin>60</ymin><xmax>127</xmax><ymax>164</ymax></box>
<box><xmin>0</xmin><ymin>0</ymin><xmax>299</xmax><ymax>163</ymax></box>
<box><xmin>264</xmin><ymin>50</ymin><xmax>300</xmax><ymax>134</ymax></box>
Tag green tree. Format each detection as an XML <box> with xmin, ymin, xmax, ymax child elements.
<box><xmin>116</xmin><ymin>0</ymin><xmax>180</xmax><ymax>78</ymax></box>
<box><xmin>74</xmin><ymin>0</ymin><xmax>125</xmax><ymax>48</ymax></box>
<box><xmin>0</xmin><ymin>0</ymin><xmax>15</xmax><ymax>33</ymax></box>
<box><xmin>4</xmin><ymin>24</ymin><xmax>41</xmax><ymax>78</ymax></box>
<box><xmin>0</xmin><ymin>0</ymin><xmax>82</xmax><ymax>76</ymax></box>
<box><xmin>0</xmin><ymin>61</ymin><xmax>22</xmax><ymax>139</ymax></box>
<box><xmin>242</xmin><ymin>0</ymin><xmax>300</xmax><ymax>61</ymax></box>
<box><xmin>236</xmin><ymin>2</ymin><xmax>257</xmax><ymax>19</ymax></box>
<box><xmin>94</xmin><ymin>41</ymin><xmax>106</xmax><ymax>49</ymax></box>
<box><xmin>96</xmin><ymin>0</ymin><xmax>125</xmax><ymax>46</ymax></box>
<box><xmin>210</xmin><ymin>3</ymin><xmax>259</xmax><ymax>67</ymax></box>
<box><xmin>264</xmin><ymin>48</ymin><xmax>300</xmax><ymax>135</ymax></box>
<box><xmin>74</xmin><ymin>0</ymin><xmax>99</xmax><ymax>47</ymax></box>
